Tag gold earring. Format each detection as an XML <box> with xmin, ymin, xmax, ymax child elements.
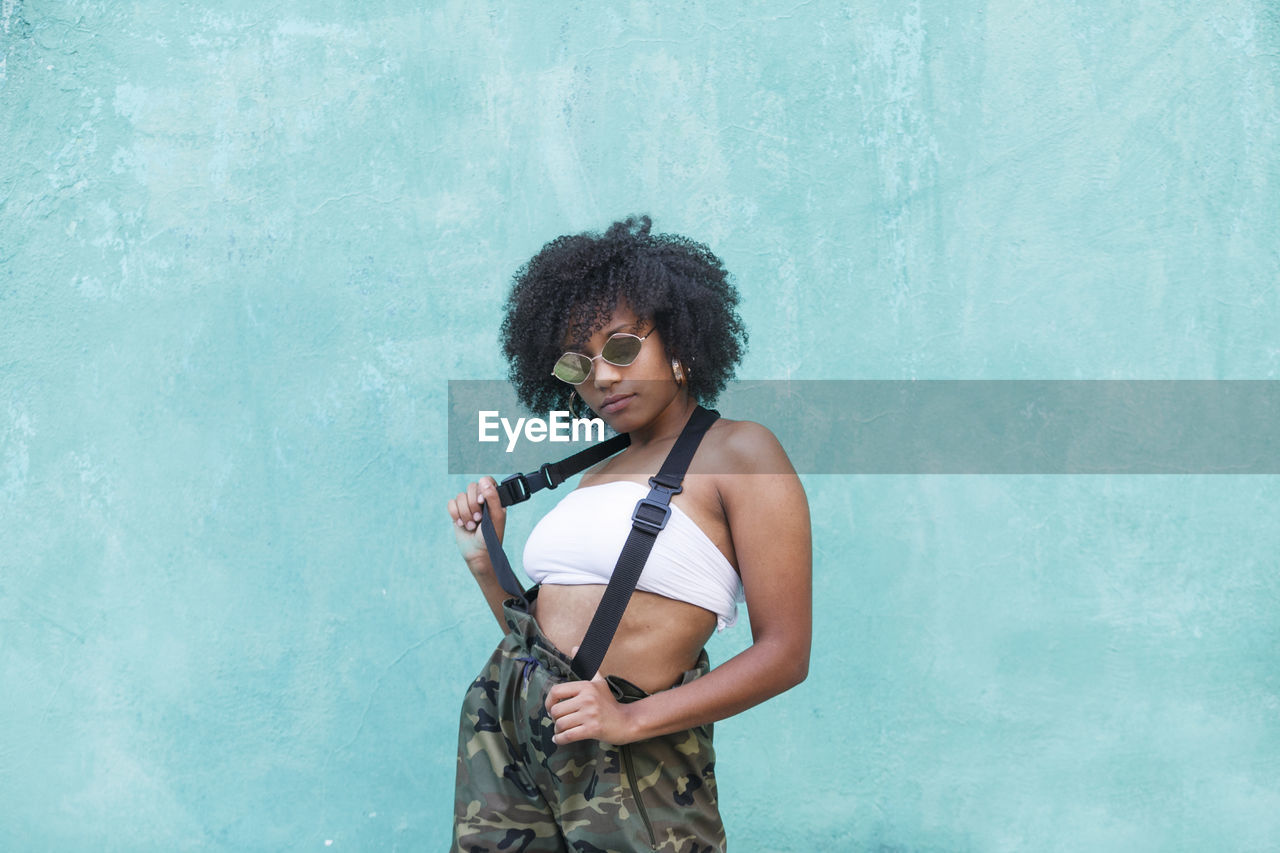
<box><xmin>568</xmin><ymin>390</ymin><xmax>584</xmax><ymax>419</ymax></box>
<box><xmin>671</xmin><ymin>359</ymin><xmax>685</xmax><ymax>386</ymax></box>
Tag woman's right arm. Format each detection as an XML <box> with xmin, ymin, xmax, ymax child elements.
<box><xmin>448</xmin><ymin>476</ymin><xmax>511</xmax><ymax>630</ymax></box>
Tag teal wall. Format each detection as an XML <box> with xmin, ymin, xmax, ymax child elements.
<box><xmin>3</xmin><ymin>1</ymin><xmax>1278</xmax><ymax>850</ymax></box>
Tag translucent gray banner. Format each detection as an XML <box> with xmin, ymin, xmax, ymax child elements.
<box><xmin>447</xmin><ymin>380</ymin><xmax>1280</xmax><ymax>475</ymax></box>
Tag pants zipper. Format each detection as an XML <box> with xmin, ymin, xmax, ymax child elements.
<box><xmin>621</xmin><ymin>744</ymin><xmax>657</xmax><ymax>849</ymax></box>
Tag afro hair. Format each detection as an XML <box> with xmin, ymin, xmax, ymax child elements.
<box><xmin>499</xmin><ymin>215</ymin><xmax>748</xmax><ymax>413</ymax></box>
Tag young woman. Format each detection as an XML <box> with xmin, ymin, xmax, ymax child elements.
<box><xmin>447</xmin><ymin>216</ymin><xmax>811</xmax><ymax>852</ymax></box>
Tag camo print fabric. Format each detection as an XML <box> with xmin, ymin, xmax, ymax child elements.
<box><xmin>453</xmin><ymin>594</ymin><xmax>726</xmax><ymax>853</ymax></box>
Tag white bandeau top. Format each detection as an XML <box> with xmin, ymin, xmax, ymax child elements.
<box><xmin>523</xmin><ymin>479</ymin><xmax>744</xmax><ymax>631</ymax></box>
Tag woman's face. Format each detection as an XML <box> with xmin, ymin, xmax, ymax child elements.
<box><xmin>561</xmin><ymin>300</ymin><xmax>679</xmax><ymax>430</ymax></box>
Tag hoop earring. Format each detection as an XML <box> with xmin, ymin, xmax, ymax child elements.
<box><xmin>671</xmin><ymin>358</ymin><xmax>686</xmax><ymax>387</ymax></box>
<box><xmin>567</xmin><ymin>390</ymin><xmax>584</xmax><ymax>420</ymax></box>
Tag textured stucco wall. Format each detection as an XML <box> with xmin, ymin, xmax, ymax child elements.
<box><xmin>2</xmin><ymin>1</ymin><xmax>1278</xmax><ymax>850</ymax></box>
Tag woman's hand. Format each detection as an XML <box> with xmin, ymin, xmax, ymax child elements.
<box><xmin>545</xmin><ymin>645</ymin><xmax>640</xmax><ymax>746</ymax></box>
<box><xmin>545</xmin><ymin>670</ymin><xmax>639</xmax><ymax>747</ymax></box>
<box><xmin>447</xmin><ymin>475</ymin><xmax>505</xmax><ymax>570</ymax></box>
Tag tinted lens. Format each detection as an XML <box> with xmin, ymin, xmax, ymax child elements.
<box><xmin>552</xmin><ymin>353</ymin><xmax>591</xmax><ymax>384</ymax></box>
<box><xmin>601</xmin><ymin>333</ymin><xmax>643</xmax><ymax>365</ymax></box>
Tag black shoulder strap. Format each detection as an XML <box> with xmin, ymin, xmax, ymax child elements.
<box><xmin>570</xmin><ymin>405</ymin><xmax>719</xmax><ymax>679</ymax></box>
<box><xmin>476</xmin><ymin>404</ymin><xmax>721</xmax><ymax>680</ymax></box>
<box><xmin>479</xmin><ymin>431</ymin><xmax>632</xmax><ymax>604</ymax></box>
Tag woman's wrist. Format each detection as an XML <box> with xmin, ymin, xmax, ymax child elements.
<box><xmin>618</xmin><ymin>700</ymin><xmax>651</xmax><ymax>744</ymax></box>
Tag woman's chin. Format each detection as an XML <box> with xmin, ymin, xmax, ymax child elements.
<box><xmin>596</xmin><ymin>407</ymin><xmax>638</xmax><ymax>432</ymax></box>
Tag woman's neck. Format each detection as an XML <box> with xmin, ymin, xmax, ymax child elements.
<box><xmin>625</xmin><ymin>394</ymin><xmax>699</xmax><ymax>448</ymax></box>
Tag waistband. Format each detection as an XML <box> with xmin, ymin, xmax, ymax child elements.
<box><xmin>501</xmin><ymin>589</ymin><xmax>578</xmax><ymax>680</ymax></box>
<box><xmin>501</xmin><ymin>587</ymin><xmax>711</xmax><ymax>701</ymax></box>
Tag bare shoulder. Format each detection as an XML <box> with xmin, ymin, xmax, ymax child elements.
<box><xmin>702</xmin><ymin>416</ymin><xmax>797</xmax><ymax>477</ymax></box>
<box><xmin>703</xmin><ymin>417</ymin><xmax>811</xmax><ymax>567</ymax></box>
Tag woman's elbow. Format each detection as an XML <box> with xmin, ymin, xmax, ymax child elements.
<box><xmin>780</xmin><ymin>651</ymin><xmax>809</xmax><ymax>691</ymax></box>
<box><xmin>759</xmin><ymin>634</ymin><xmax>809</xmax><ymax>692</ymax></box>
<box><xmin>793</xmin><ymin>658</ymin><xmax>810</xmax><ymax>689</ymax></box>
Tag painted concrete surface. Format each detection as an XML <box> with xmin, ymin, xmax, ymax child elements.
<box><xmin>2</xmin><ymin>1</ymin><xmax>1278</xmax><ymax>850</ymax></box>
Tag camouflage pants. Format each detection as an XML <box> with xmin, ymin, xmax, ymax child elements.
<box><xmin>453</xmin><ymin>594</ymin><xmax>726</xmax><ymax>853</ymax></box>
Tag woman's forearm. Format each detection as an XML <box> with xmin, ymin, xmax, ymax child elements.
<box><xmin>623</xmin><ymin>636</ymin><xmax>808</xmax><ymax>742</ymax></box>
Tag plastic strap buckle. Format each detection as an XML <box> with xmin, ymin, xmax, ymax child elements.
<box><xmin>631</xmin><ymin>497</ymin><xmax>673</xmax><ymax>535</ymax></box>
<box><xmin>647</xmin><ymin>474</ymin><xmax>684</xmax><ymax>495</ymax></box>
<box><xmin>501</xmin><ymin>472</ymin><xmax>531</xmax><ymax>504</ymax></box>
<box><xmin>539</xmin><ymin>462</ymin><xmax>561</xmax><ymax>490</ymax></box>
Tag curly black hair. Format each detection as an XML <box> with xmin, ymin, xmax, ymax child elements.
<box><xmin>499</xmin><ymin>215</ymin><xmax>748</xmax><ymax>413</ymax></box>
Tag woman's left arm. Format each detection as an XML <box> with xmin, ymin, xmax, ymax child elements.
<box><xmin>546</xmin><ymin>420</ymin><xmax>812</xmax><ymax>745</ymax></box>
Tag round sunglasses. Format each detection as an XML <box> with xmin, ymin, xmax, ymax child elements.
<box><xmin>550</xmin><ymin>331</ymin><xmax>652</xmax><ymax>385</ymax></box>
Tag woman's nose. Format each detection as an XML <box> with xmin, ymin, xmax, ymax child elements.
<box><xmin>591</xmin><ymin>356</ymin><xmax>622</xmax><ymax>385</ymax></box>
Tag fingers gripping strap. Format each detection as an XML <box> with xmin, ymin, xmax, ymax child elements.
<box><xmin>570</xmin><ymin>405</ymin><xmax>721</xmax><ymax>680</ymax></box>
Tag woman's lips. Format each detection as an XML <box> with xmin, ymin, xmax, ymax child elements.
<box><xmin>601</xmin><ymin>394</ymin><xmax>633</xmax><ymax>414</ymax></box>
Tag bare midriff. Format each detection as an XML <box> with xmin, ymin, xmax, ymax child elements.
<box><xmin>533</xmin><ymin>583</ymin><xmax>718</xmax><ymax>695</ymax></box>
